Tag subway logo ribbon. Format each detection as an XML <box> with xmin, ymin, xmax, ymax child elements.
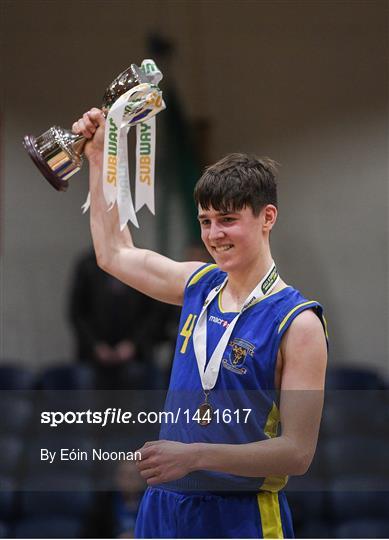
<box><xmin>135</xmin><ymin>116</ymin><xmax>156</xmax><ymax>213</ymax></box>
<box><xmin>106</xmin><ymin>117</ymin><xmax>118</xmax><ymax>186</ymax></box>
<box><xmin>139</xmin><ymin>122</ymin><xmax>152</xmax><ymax>185</ymax></box>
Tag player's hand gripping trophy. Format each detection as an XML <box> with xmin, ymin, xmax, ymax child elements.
<box><xmin>23</xmin><ymin>60</ymin><xmax>165</xmax><ymax>192</ymax></box>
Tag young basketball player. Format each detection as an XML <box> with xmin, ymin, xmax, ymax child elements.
<box><xmin>73</xmin><ymin>108</ymin><xmax>327</xmax><ymax>538</ymax></box>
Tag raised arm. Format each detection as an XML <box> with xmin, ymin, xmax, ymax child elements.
<box><xmin>72</xmin><ymin>108</ymin><xmax>203</xmax><ymax>305</ymax></box>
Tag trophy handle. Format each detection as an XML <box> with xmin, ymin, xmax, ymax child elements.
<box><xmin>23</xmin><ymin>130</ymin><xmax>86</xmax><ymax>192</ymax></box>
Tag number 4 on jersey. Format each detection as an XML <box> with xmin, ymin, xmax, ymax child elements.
<box><xmin>179</xmin><ymin>314</ymin><xmax>197</xmax><ymax>354</ymax></box>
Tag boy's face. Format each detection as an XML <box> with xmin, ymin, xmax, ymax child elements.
<box><xmin>198</xmin><ymin>205</ymin><xmax>269</xmax><ymax>273</ymax></box>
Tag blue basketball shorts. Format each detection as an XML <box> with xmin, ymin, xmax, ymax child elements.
<box><xmin>135</xmin><ymin>487</ymin><xmax>294</xmax><ymax>538</ymax></box>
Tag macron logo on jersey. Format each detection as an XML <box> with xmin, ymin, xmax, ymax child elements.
<box><xmin>209</xmin><ymin>315</ymin><xmax>230</xmax><ymax>328</ymax></box>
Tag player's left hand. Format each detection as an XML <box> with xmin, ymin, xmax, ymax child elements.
<box><xmin>135</xmin><ymin>440</ymin><xmax>196</xmax><ymax>485</ymax></box>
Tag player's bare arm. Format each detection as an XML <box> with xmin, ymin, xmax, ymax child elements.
<box><xmin>136</xmin><ymin>309</ymin><xmax>327</xmax><ymax>484</ymax></box>
<box><xmin>72</xmin><ymin>108</ymin><xmax>203</xmax><ymax>305</ymax></box>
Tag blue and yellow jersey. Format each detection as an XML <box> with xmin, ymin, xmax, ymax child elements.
<box><xmin>160</xmin><ymin>263</ymin><xmax>328</xmax><ymax>493</ymax></box>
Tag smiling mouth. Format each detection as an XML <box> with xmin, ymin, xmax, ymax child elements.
<box><xmin>212</xmin><ymin>245</ymin><xmax>233</xmax><ymax>253</ymax></box>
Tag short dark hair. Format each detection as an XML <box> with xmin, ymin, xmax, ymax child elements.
<box><xmin>194</xmin><ymin>153</ymin><xmax>278</xmax><ymax>216</ymax></box>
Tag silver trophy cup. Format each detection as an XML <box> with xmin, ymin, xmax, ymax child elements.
<box><xmin>23</xmin><ymin>63</ymin><xmax>157</xmax><ymax>191</ymax></box>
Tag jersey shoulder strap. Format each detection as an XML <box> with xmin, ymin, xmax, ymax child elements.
<box><xmin>276</xmin><ymin>288</ymin><xmax>328</xmax><ymax>342</ymax></box>
<box><xmin>185</xmin><ymin>263</ymin><xmax>222</xmax><ymax>289</ymax></box>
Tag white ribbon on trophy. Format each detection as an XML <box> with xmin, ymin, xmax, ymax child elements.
<box><xmin>82</xmin><ymin>59</ymin><xmax>165</xmax><ymax>230</ymax></box>
<box><xmin>135</xmin><ymin>116</ymin><xmax>156</xmax><ymax>214</ymax></box>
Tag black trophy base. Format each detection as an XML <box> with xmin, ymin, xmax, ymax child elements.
<box><xmin>23</xmin><ymin>135</ymin><xmax>69</xmax><ymax>192</ymax></box>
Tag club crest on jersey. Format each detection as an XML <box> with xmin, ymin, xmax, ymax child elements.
<box><xmin>222</xmin><ymin>338</ymin><xmax>255</xmax><ymax>375</ymax></box>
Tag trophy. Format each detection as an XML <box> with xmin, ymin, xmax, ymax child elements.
<box><xmin>23</xmin><ymin>62</ymin><xmax>162</xmax><ymax>192</ymax></box>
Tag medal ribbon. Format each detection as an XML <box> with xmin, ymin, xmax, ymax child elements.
<box><xmin>192</xmin><ymin>263</ymin><xmax>280</xmax><ymax>391</ymax></box>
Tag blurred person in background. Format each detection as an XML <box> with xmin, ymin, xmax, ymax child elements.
<box><xmin>114</xmin><ymin>461</ymin><xmax>147</xmax><ymax>538</ymax></box>
<box><xmin>87</xmin><ymin>461</ymin><xmax>146</xmax><ymax>538</ymax></box>
<box><xmin>68</xmin><ymin>250</ymin><xmax>177</xmax><ymax>389</ymax></box>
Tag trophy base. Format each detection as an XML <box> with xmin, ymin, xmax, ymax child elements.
<box><xmin>23</xmin><ymin>135</ymin><xmax>69</xmax><ymax>192</ymax></box>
